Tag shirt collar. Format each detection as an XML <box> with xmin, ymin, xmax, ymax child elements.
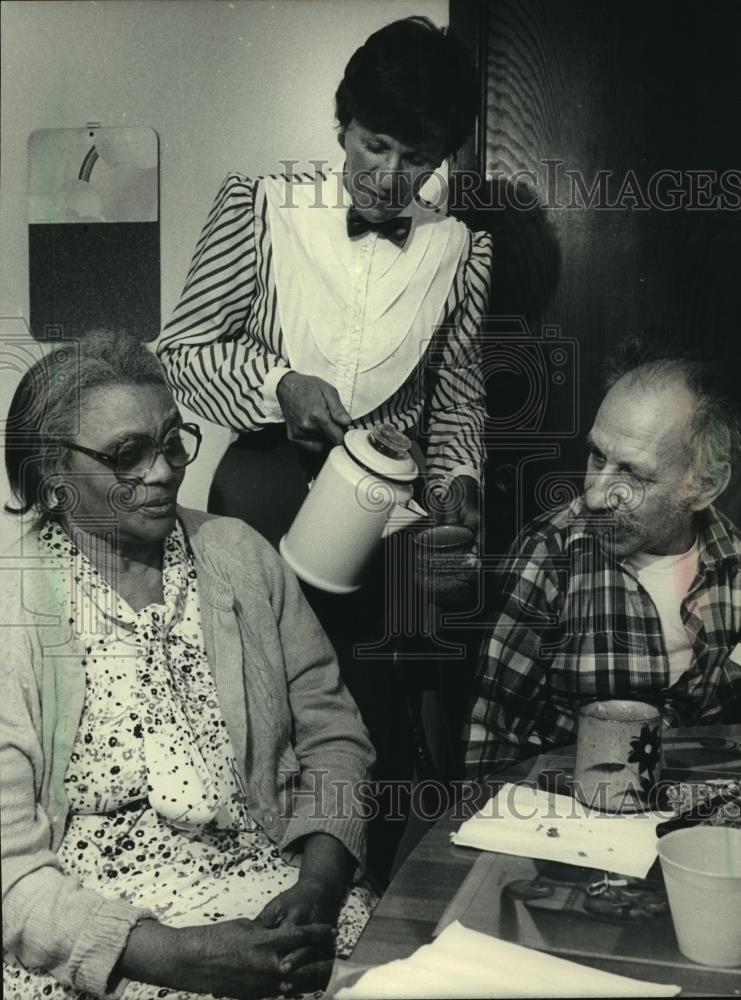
<box><xmin>692</xmin><ymin>505</ymin><xmax>741</xmax><ymax>570</ymax></box>
<box><xmin>37</xmin><ymin>517</ymin><xmax>192</xmax><ymax>623</ymax></box>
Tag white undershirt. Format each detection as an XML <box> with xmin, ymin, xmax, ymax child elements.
<box><xmin>625</xmin><ymin>539</ymin><xmax>700</xmax><ymax>686</ymax></box>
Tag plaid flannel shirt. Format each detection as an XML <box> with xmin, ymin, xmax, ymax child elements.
<box><xmin>464</xmin><ymin>500</ymin><xmax>741</xmax><ymax>778</ymax></box>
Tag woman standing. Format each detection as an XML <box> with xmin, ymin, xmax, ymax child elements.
<box><xmin>158</xmin><ymin>16</ymin><xmax>492</xmax><ymax>880</ymax></box>
<box><xmin>158</xmin><ymin>15</ymin><xmax>491</xmax><ymax>543</ymax></box>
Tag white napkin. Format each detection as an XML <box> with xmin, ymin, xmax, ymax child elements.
<box><xmin>334</xmin><ymin>921</ymin><xmax>680</xmax><ymax>998</ymax></box>
<box><xmin>451</xmin><ymin>783</ymin><xmax>671</xmax><ymax>878</ymax></box>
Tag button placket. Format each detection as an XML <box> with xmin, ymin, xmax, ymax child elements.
<box><xmin>337</xmin><ymin>234</ymin><xmax>374</xmax><ymax>409</ymax></box>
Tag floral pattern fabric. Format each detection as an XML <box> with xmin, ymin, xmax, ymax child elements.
<box><xmin>3</xmin><ymin>520</ymin><xmax>374</xmax><ymax>999</ymax></box>
<box><xmin>56</xmin><ymin>517</ymin><xmax>242</xmax><ymax>831</ymax></box>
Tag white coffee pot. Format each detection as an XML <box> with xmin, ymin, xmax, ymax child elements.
<box><xmin>279</xmin><ymin>424</ymin><xmax>427</xmax><ymax>593</ymax></box>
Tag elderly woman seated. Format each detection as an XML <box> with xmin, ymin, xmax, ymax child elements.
<box><xmin>1</xmin><ymin>331</ymin><xmax>376</xmax><ymax>1000</ymax></box>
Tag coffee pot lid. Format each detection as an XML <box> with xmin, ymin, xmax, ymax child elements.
<box><xmin>343</xmin><ymin>424</ymin><xmax>419</xmax><ymax>482</ymax></box>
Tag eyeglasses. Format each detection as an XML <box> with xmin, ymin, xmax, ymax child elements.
<box><xmin>58</xmin><ymin>423</ymin><xmax>202</xmax><ymax>479</ymax></box>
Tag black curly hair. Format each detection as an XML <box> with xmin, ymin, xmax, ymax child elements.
<box><xmin>335</xmin><ymin>16</ymin><xmax>480</xmax><ymax>158</ymax></box>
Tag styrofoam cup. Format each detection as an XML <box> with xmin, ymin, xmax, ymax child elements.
<box><xmin>657</xmin><ymin>826</ymin><xmax>741</xmax><ymax>967</ymax></box>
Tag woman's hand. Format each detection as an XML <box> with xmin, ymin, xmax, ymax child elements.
<box><xmin>257</xmin><ymin>833</ymin><xmax>354</xmax><ymax>930</ymax></box>
<box><xmin>433</xmin><ymin>474</ymin><xmax>481</xmax><ymax>537</ymax></box>
<box><xmin>118</xmin><ymin>916</ymin><xmax>336</xmax><ymax>999</ymax></box>
<box><xmin>276</xmin><ymin>372</ymin><xmax>351</xmax><ymax>454</ymax></box>
<box><xmin>178</xmin><ymin>918</ymin><xmax>337</xmax><ymax>998</ymax></box>
<box><xmin>257</xmin><ymin>872</ymin><xmax>345</xmax><ymax>929</ymax></box>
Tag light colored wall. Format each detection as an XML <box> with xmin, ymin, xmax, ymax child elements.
<box><xmin>0</xmin><ymin>0</ymin><xmax>447</xmax><ymax>548</ymax></box>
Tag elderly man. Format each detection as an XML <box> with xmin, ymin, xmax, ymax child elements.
<box><xmin>465</xmin><ymin>348</ymin><xmax>741</xmax><ymax>778</ymax></box>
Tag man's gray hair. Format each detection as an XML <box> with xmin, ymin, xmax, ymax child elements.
<box><xmin>605</xmin><ymin>335</ymin><xmax>740</xmax><ymax>489</ymax></box>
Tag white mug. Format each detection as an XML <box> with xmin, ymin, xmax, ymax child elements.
<box><xmin>573</xmin><ymin>700</ymin><xmax>662</xmax><ymax>812</ymax></box>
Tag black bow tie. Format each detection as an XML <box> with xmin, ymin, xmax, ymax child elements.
<box><xmin>346</xmin><ymin>207</ymin><xmax>412</xmax><ymax>248</ymax></box>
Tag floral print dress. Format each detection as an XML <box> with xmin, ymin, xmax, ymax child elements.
<box><xmin>3</xmin><ymin>521</ymin><xmax>374</xmax><ymax>1000</ymax></box>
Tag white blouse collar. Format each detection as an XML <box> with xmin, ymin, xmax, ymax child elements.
<box><xmin>263</xmin><ymin>164</ymin><xmax>468</xmax><ymax>418</ymax></box>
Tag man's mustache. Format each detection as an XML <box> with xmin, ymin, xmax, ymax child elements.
<box><xmin>571</xmin><ymin>496</ymin><xmax>637</xmax><ymax>535</ymax></box>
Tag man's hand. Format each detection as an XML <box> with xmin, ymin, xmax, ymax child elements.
<box><xmin>433</xmin><ymin>474</ymin><xmax>482</xmax><ymax>538</ymax></box>
<box><xmin>256</xmin><ymin>873</ymin><xmax>345</xmax><ymax>930</ymax></box>
<box><xmin>276</xmin><ymin>371</ymin><xmax>352</xmax><ymax>454</ymax></box>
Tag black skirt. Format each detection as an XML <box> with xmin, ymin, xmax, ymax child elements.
<box><xmin>207</xmin><ymin>425</ymin><xmax>315</xmax><ymax>549</ymax></box>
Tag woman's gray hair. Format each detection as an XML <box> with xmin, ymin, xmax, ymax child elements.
<box><xmin>605</xmin><ymin>335</ymin><xmax>741</xmax><ymax>491</ymax></box>
<box><xmin>5</xmin><ymin>330</ymin><xmax>170</xmax><ymax>517</ymax></box>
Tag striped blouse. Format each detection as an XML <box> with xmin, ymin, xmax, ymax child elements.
<box><xmin>158</xmin><ymin>171</ymin><xmax>493</xmax><ymax>484</ymax></box>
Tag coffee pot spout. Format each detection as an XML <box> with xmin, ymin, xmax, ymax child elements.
<box><xmin>381</xmin><ymin>499</ymin><xmax>429</xmax><ymax>538</ymax></box>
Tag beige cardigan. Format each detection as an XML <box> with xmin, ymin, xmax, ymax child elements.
<box><xmin>0</xmin><ymin>508</ymin><xmax>374</xmax><ymax>996</ymax></box>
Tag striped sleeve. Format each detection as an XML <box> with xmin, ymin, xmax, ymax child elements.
<box><xmin>157</xmin><ymin>173</ymin><xmax>289</xmax><ymax>431</ymax></box>
<box><xmin>423</xmin><ymin>229</ymin><xmax>492</xmax><ymax>484</ymax></box>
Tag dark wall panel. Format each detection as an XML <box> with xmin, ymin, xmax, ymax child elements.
<box><xmin>29</xmin><ymin>222</ymin><xmax>160</xmax><ymax>342</ymax></box>
<box><xmin>451</xmin><ymin>0</ymin><xmax>741</xmax><ymax>546</ymax></box>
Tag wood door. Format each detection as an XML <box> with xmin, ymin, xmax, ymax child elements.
<box><xmin>450</xmin><ymin>0</ymin><xmax>741</xmax><ymax>552</ymax></box>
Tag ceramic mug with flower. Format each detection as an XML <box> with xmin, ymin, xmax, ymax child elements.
<box><xmin>574</xmin><ymin>700</ymin><xmax>663</xmax><ymax>812</ymax></box>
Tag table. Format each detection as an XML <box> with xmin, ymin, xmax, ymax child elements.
<box><xmin>338</xmin><ymin>725</ymin><xmax>741</xmax><ymax>996</ymax></box>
